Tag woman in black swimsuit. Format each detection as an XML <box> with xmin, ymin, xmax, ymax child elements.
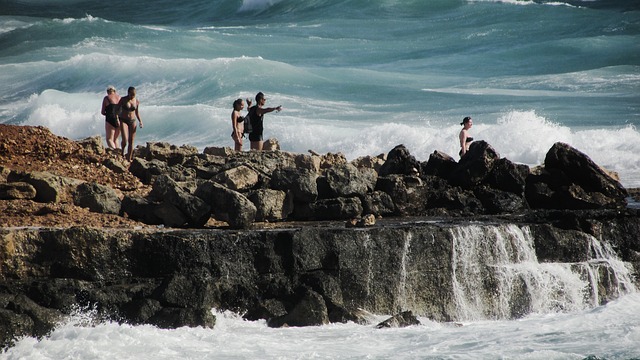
<box><xmin>118</xmin><ymin>86</ymin><xmax>143</xmax><ymax>161</ymax></box>
<box><xmin>101</xmin><ymin>85</ymin><xmax>121</xmax><ymax>150</ymax></box>
<box><xmin>459</xmin><ymin>116</ymin><xmax>473</xmax><ymax>157</ymax></box>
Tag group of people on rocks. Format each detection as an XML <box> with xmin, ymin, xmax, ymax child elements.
<box><xmin>102</xmin><ymin>86</ymin><xmax>472</xmax><ymax>160</ymax></box>
<box><xmin>230</xmin><ymin>91</ymin><xmax>282</xmax><ymax>151</ymax></box>
<box><xmin>100</xmin><ymin>86</ymin><xmax>143</xmax><ymax>161</ymax></box>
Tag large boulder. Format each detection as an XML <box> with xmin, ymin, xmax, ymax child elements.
<box><xmin>270</xmin><ymin>168</ymin><xmax>318</xmax><ymax>203</ymax></box>
<box><xmin>138</xmin><ymin>142</ymin><xmax>199</xmax><ymax>166</ymax></box>
<box><xmin>378</xmin><ymin>144</ymin><xmax>421</xmax><ymax>177</ymax></box>
<box><xmin>248</xmin><ymin>189</ymin><xmax>293</xmax><ymax>222</ymax></box>
<box><xmin>0</xmin><ymin>182</ymin><xmax>36</xmax><ymax>200</ymax></box>
<box><xmin>421</xmin><ymin>150</ymin><xmax>457</xmax><ymax>180</ymax></box>
<box><xmin>312</xmin><ymin>197</ymin><xmax>363</xmax><ymax>220</ymax></box>
<box><xmin>121</xmin><ymin>195</ymin><xmax>163</xmax><ymax>225</ymax></box>
<box><xmin>129</xmin><ymin>158</ymin><xmax>196</xmax><ymax>185</ymax></box>
<box><xmin>195</xmin><ymin>180</ymin><xmax>256</xmax><ymax>229</ymax></box>
<box><xmin>317</xmin><ymin>164</ymin><xmax>372</xmax><ymax>199</ymax></box>
<box><xmin>448</xmin><ymin>141</ymin><xmax>500</xmax><ymax>189</ymax></box>
<box><xmin>9</xmin><ymin>171</ymin><xmax>82</xmax><ymax>203</ymax></box>
<box><xmin>267</xmin><ymin>289</ymin><xmax>329</xmax><ymax>328</ymax></box>
<box><xmin>375</xmin><ymin>175</ymin><xmax>427</xmax><ymax>216</ymax></box>
<box><xmin>214</xmin><ymin>165</ymin><xmax>259</xmax><ymax>192</ymax></box>
<box><xmin>526</xmin><ymin>143</ymin><xmax>627</xmax><ymax>209</ymax></box>
<box><xmin>484</xmin><ymin>158</ymin><xmax>529</xmax><ymax>195</ymax></box>
<box><xmin>150</xmin><ymin>175</ymin><xmax>211</xmax><ymax>227</ymax></box>
<box><xmin>73</xmin><ymin>182</ymin><xmax>121</xmax><ymax>215</ymax></box>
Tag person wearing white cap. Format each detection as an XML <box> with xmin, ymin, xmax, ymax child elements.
<box><xmin>101</xmin><ymin>85</ymin><xmax>121</xmax><ymax>150</ymax></box>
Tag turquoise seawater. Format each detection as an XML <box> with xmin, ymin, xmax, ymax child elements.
<box><xmin>1</xmin><ymin>0</ymin><xmax>639</xmax><ymax>184</ymax></box>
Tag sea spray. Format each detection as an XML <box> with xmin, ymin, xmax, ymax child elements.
<box><xmin>449</xmin><ymin>224</ymin><xmax>636</xmax><ymax>321</ymax></box>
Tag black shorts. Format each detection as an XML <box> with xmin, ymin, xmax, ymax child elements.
<box><xmin>105</xmin><ymin>115</ymin><xmax>118</xmax><ymax>128</ymax></box>
<box><xmin>249</xmin><ymin>132</ymin><xmax>263</xmax><ymax>142</ymax></box>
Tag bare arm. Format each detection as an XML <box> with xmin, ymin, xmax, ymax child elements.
<box><xmin>256</xmin><ymin>105</ymin><xmax>282</xmax><ymax>116</ymax></box>
<box><xmin>101</xmin><ymin>97</ymin><xmax>108</xmax><ymax>116</ymax></box>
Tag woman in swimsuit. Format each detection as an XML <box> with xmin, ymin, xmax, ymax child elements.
<box><xmin>101</xmin><ymin>85</ymin><xmax>121</xmax><ymax>150</ymax></box>
<box><xmin>118</xmin><ymin>86</ymin><xmax>143</xmax><ymax>161</ymax></box>
<box><xmin>459</xmin><ymin>116</ymin><xmax>473</xmax><ymax>157</ymax></box>
<box><xmin>231</xmin><ymin>98</ymin><xmax>251</xmax><ymax>151</ymax></box>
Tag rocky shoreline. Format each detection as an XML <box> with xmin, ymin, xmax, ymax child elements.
<box><xmin>1</xmin><ymin>124</ymin><xmax>639</xmax><ymax>349</ymax></box>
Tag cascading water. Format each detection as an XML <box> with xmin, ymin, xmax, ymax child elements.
<box><xmin>449</xmin><ymin>224</ymin><xmax>636</xmax><ymax>321</ymax></box>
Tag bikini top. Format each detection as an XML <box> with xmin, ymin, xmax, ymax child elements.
<box><xmin>237</xmin><ymin>115</ymin><xmax>245</xmax><ymax>123</ymax></box>
<box><xmin>127</xmin><ymin>103</ymin><xmax>137</xmax><ymax>112</ymax></box>
<box><xmin>466</xmin><ymin>137</ymin><xmax>474</xmax><ymax>143</ymax></box>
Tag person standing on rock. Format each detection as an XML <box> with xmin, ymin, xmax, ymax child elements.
<box><xmin>101</xmin><ymin>85</ymin><xmax>121</xmax><ymax>151</ymax></box>
<box><xmin>231</xmin><ymin>98</ymin><xmax>251</xmax><ymax>151</ymax></box>
<box><xmin>118</xmin><ymin>86</ymin><xmax>143</xmax><ymax>161</ymax></box>
<box><xmin>459</xmin><ymin>116</ymin><xmax>473</xmax><ymax>157</ymax></box>
<box><xmin>247</xmin><ymin>92</ymin><xmax>281</xmax><ymax>151</ymax></box>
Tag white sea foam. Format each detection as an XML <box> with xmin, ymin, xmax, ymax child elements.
<box><xmin>4</xmin><ymin>294</ymin><xmax>640</xmax><ymax>359</ymax></box>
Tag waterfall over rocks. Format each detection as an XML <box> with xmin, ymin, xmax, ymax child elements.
<box><xmin>449</xmin><ymin>224</ymin><xmax>635</xmax><ymax>321</ymax></box>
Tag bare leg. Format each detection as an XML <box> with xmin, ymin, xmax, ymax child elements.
<box><xmin>250</xmin><ymin>141</ymin><xmax>263</xmax><ymax>151</ymax></box>
<box><xmin>120</xmin><ymin>123</ymin><xmax>130</xmax><ymax>158</ymax></box>
<box><xmin>114</xmin><ymin>125</ymin><xmax>121</xmax><ymax>150</ymax></box>
<box><xmin>105</xmin><ymin>123</ymin><xmax>117</xmax><ymax>149</ymax></box>
<box><xmin>127</xmin><ymin>123</ymin><xmax>137</xmax><ymax>161</ymax></box>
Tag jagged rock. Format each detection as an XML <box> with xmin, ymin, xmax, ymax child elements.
<box><xmin>421</xmin><ymin>150</ymin><xmax>457</xmax><ymax>179</ymax></box>
<box><xmin>78</xmin><ymin>136</ymin><xmax>105</xmax><ymax>155</ymax></box>
<box><xmin>121</xmin><ymin>195</ymin><xmax>163</xmax><ymax>225</ymax></box>
<box><xmin>448</xmin><ymin>141</ymin><xmax>500</xmax><ymax>189</ymax></box>
<box><xmin>8</xmin><ymin>171</ymin><xmax>82</xmax><ymax>203</ymax></box>
<box><xmin>376</xmin><ymin>310</ymin><xmax>420</xmax><ymax>328</ymax></box>
<box><xmin>317</xmin><ymin>164</ymin><xmax>371</xmax><ymax>199</ymax></box>
<box><xmin>312</xmin><ymin>197</ymin><xmax>363</xmax><ymax>220</ymax></box>
<box><xmin>148</xmin><ymin>307</ymin><xmax>216</xmax><ymax>329</ymax></box>
<box><xmin>183</xmin><ymin>153</ymin><xmax>226</xmax><ymax>167</ymax></box>
<box><xmin>153</xmin><ymin>203</ymin><xmax>188</xmax><ymax>227</ymax></box>
<box><xmin>0</xmin><ymin>182</ymin><xmax>36</xmax><ymax>200</ymax></box>
<box><xmin>362</xmin><ymin>190</ymin><xmax>395</xmax><ymax>217</ymax></box>
<box><xmin>102</xmin><ymin>158</ymin><xmax>128</xmax><ymax>174</ymax></box>
<box><xmin>423</xmin><ymin>176</ymin><xmax>483</xmax><ymax>215</ymax></box>
<box><xmin>263</xmin><ymin>138</ymin><xmax>280</xmax><ymax>151</ymax></box>
<box><xmin>138</xmin><ymin>142</ymin><xmax>199</xmax><ymax>166</ymax></box>
<box><xmin>129</xmin><ymin>158</ymin><xmax>196</xmax><ymax>185</ymax></box>
<box><xmin>73</xmin><ymin>182</ymin><xmax>121</xmax><ymax>215</ymax></box>
<box><xmin>474</xmin><ymin>186</ymin><xmax>528</xmax><ymax>215</ymax></box>
<box><xmin>195</xmin><ymin>180</ymin><xmax>256</xmax><ymax>229</ymax></box>
<box><xmin>484</xmin><ymin>158</ymin><xmax>529</xmax><ymax>195</ymax></box>
<box><xmin>122</xmin><ymin>298</ymin><xmax>163</xmax><ymax>325</ymax></box>
<box><xmin>214</xmin><ymin>165</ymin><xmax>259</xmax><ymax>192</ymax></box>
<box><xmin>351</xmin><ymin>154</ymin><xmax>386</xmax><ymax>173</ymax></box>
<box><xmin>268</xmin><ymin>289</ymin><xmax>329</xmax><ymax>328</ymax></box>
<box><xmin>150</xmin><ymin>175</ymin><xmax>211</xmax><ymax>227</ymax></box>
<box><xmin>375</xmin><ymin>174</ymin><xmax>426</xmax><ymax>216</ymax></box>
<box><xmin>526</xmin><ymin>142</ymin><xmax>628</xmax><ymax>210</ymax></box>
<box><xmin>248</xmin><ymin>189</ymin><xmax>293</xmax><ymax>221</ymax></box>
<box><xmin>0</xmin><ymin>308</ymin><xmax>34</xmax><ymax>349</ymax></box>
<box><xmin>203</xmin><ymin>146</ymin><xmax>235</xmax><ymax>157</ymax></box>
<box><xmin>319</xmin><ymin>152</ymin><xmax>347</xmax><ymax>169</ymax></box>
<box><xmin>378</xmin><ymin>144</ymin><xmax>421</xmax><ymax>177</ymax></box>
<box><xmin>294</xmin><ymin>153</ymin><xmax>321</xmax><ymax>173</ymax></box>
<box><xmin>243</xmin><ymin>298</ymin><xmax>288</xmax><ymax>321</ymax></box>
<box><xmin>270</xmin><ymin>168</ymin><xmax>318</xmax><ymax>203</ymax></box>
